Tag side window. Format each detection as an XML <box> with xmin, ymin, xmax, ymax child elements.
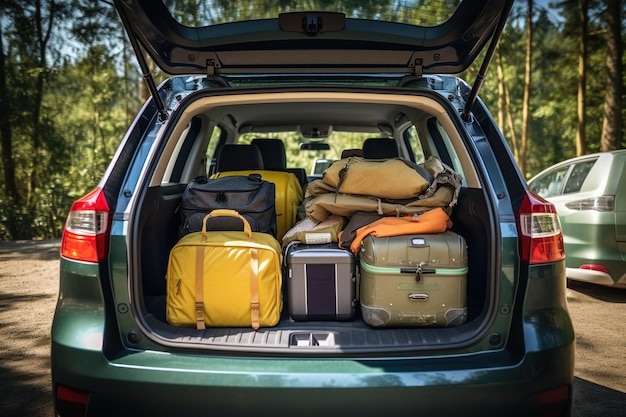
<box><xmin>404</xmin><ymin>125</ymin><xmax>426</xmax><ymax>164</ymax></box>
<box><xmin>529</xmin><ymin>167</ymin><xmax>569</xmax><ymax>197</ymax></box>
<box><xmin>563</xmin><ymin>160</ymin><xmax>595</xmax><ymax>194</ymax></box>
<box><xmin>206</xmin><ymin>125</ymin><xmax>223</xmax><ymax>176</ymax></box>
<box><xmin>162</xmin><ymin>118</ymin><xmax>200</xmax><ymax>184</ymax></box>
<box><xmin>434</xmin><ymin>121</ymin><xmax>462</xmax><ymax>173</ymax></box>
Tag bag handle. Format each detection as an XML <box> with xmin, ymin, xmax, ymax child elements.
<box><xmin>201</xmin><ymin>209</ymin><xmax>253</xmax><ymax>241</ymax></box>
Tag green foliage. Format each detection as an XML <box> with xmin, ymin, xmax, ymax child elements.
<box><xmin>0</xmin><ymin>0</ymin><xmax>139</xmax><ymax>240</ymax></box>
<box><xmin>466</xmin><ymin>1</ymin><xmax>624</xmax><ymax>179</ymax></box>
<box><xmin>164</xmin><ymin>0</ymin><xmax>460</xmax><ymax>26</ymax></box>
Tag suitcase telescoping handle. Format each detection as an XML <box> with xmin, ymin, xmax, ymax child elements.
<box><xmin>201</xmin><ymin>209</ymin><xmax>253</xmax><ymax>241</ymax></box>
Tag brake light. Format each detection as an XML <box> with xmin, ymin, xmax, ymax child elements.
<box><xmin>564</xmin><ymin>195</ymin><xmax>614</xmax><ymax>211</ymax></box>
<box><xmin>517</xmin><ymin>191</ymin><xmax>565</xmax><ymax>264</ymax></box>
<box><xmin>61</xmin><ymin>187</ymin><xmax>111</xmax><ymax>263</ymax></box>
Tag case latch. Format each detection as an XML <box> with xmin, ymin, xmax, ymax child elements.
<box><xmin>401</xmin><ymin>261</ymin><xmax>435</xmax><ymax>283</ymax></box>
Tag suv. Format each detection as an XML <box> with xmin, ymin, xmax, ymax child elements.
<box><xmin>51</xmin><ymin>1</ymin><xmax>575</xmax><ymax>416</ymax></box>
<box><xmin>528</xmin><ymin>149</ymin><xmax>626</xmax><ymax>288</ymax></box>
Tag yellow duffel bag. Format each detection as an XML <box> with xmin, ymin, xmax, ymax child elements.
<box><xmin>212</xmin><ymin>170</ymin><xmax>303</xmax><ymax>241</ymax></box>
<box><xmin>166</xmin><ymin>210</ymin><xmax>283</xmax><ymax>330</ymax></box>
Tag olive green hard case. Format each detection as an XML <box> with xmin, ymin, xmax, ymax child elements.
<box><xmin>359</xmin><ymin>231</ymin><xmax>468</xmax><ymax>327</ymax></box>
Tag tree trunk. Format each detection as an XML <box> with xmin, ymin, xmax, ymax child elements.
<box><xmin>497</xmin><ymin>47</ymin><xmax>519</xmax><ymax>161</ymax></box>
<box><xmin>496</xmin><ymin>47</ymin><xmax>505</xmax><ymax>131</ymax></box>
<box><xmin>520</xmin><ymin>0</ymin><xmax>533</xmax><ymax>177</ymax></box>
<box><xmin>28</xmin><ymin>0</ymin><xmax>56</xmax><ymax>210</ymax></box>
<box><xmin>505</xmin><ymin>79</ymin><xmax>519</xmax><ymax>164</ymax></box>
<box><xmin>600</xmin><ymin>0</ymin><xmax>623</xmax><ymax>151</ymax></box>
<box><xmin>576</xmin><ymin>0</ymin><xmax>588</xmax><ymax>156</ymax></box>
<box><xmin>0</xmin><ymin>21</ymin><xmax>21</xmax><ymax>239</ymax></box>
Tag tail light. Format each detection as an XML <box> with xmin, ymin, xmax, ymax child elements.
<box><xmin>564</xmin><ymin>195</ymin><xmax>614</xmax><ymax>211</ymax></box>
<box><xmin>517</xmin><ymin>191</ymin><xmax>565</xmax><ymax>264</ymax></box>
<box><xmin>61</xmin><ymin>187</ymin><xmax>111</xmax><ymax>263</ymax></box>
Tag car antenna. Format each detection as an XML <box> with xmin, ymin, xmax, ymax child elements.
<box><xmin>461</xmin><ymin>0</ymin><xmax>514</xmax><ymax>123</ymax></box>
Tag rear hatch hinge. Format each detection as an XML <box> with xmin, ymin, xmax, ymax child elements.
<box><xmin>413</xmin><ymin>58</ymin><xmax>424</xmax><ymax>77</ymax></box>
<box><xmin>206</xmin><ymin>59</ymin><xmax>218</xmax><ymax>77</ymax></box>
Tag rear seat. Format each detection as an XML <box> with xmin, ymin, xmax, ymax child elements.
<box><xmin>212</xmin><ymin>142</ymin><xmax>303</xmax><ymax>241</ymax></box>
<box><xmin>340</xmin><ymin>148</ymin><xmax>363</xmax><ymax>159</ymax></box>
<box><xmin>362</xmin><ymin>138</ymin><xmax>399</xmax><ymax>159</ymax></box>
<box><xmin>215</xmin><ymin>143</ymin><xmax>265</xmax><ymax>171</ymax></box>
<box><xmin>252</xmin><ymin>138</ymin><xmax>308</xmax><ymax>190</ymax></box>
<box><xmin>250</xmin><ymin>138</ymin><xmax>286</xmax><ymax>171</ymax></box>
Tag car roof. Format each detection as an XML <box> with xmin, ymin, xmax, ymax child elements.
<box><xmin>114</xmin><ymin>0</ymin><xmax>514</xmax><ymax>76</ymax></box>
<box><xmin>528</xmin><ymin>149</ymin><xmax>626</xmax><ymax>183</ymax></box>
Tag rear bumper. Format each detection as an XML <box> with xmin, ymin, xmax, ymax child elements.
<box><xmin>567</xmin><ymin>267</ymin><xmax>626</xmax><ymax>288</ymax></box>
<box><xmin>52</xmin><ymin>337</ymin><xmax>574</xmax><ymax>417</ymax></box>
<box><xmin>52</xmin><ymin>257</ymin><xmax>575</xmax><ymax>417</ymax></box>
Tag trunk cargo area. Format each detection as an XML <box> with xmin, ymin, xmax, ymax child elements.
<box><xmin>133</xmin><ymin>185</ymin><xmax>493</xmax><ymax>352</ymax></box>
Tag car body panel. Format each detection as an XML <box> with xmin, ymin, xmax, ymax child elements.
<box><xmin>611</xmin><ymin>154</ymin><xmax>626</xmax><ymax>244</ymax></box>
<box><xmin>51</xmin><ymin>260</ymin><xmax>106</xmax><ymax>352</ymax></box>
<box><xmin>51</xmin><ymin>346</ymin><xmax>573</xmax><ymax>417</ymax></box>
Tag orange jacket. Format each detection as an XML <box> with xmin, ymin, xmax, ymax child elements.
<box><xmin>349</xmin><ymin>207</ymin><xmax>452</xmax><ymax>255</ymax></box>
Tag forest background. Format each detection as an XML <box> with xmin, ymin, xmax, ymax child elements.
<box><xmin>0</xmin><ymin>0</ymin><xmax>624</xmax><ymax>240</ymax></box>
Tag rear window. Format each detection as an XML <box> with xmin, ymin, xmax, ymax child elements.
<box><xmin>529</xmin><ymin>167</ymin><xmax>569</xmax><ymax>198</ymax></box>
<box><xmin>164</xmin><ymin>0</ymin><xmax>462</xmax><ymax>27</ymax></box>
<box><xmin>236</xmin><ymin>131</ymin><xmax>385</xmax><ymax>176</ymax></box>
<box><xmin>563</xmin><ymin>160</ymin><xmax>595</xmax><ymax>194</ymax></box>
<box><xmin>529</xmin><ymin>158</ymin><xmax>596</xmax><ymax>197</ymax></box>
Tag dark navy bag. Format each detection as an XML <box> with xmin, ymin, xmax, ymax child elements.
<box><xmin>179</xmin><ymin>174</ymin><xmax>276</xmax><ymax>238</ymax></box>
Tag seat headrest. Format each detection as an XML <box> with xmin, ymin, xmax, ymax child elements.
<box><xmin>340</xmin><ymin>148</ymin><xmax>364</xmax><ymax>159</ymax></box>
<box><xmin>216</xmin><ymin>144</ymin><xmax>264</xmax><ymax>172</ymax></box>
<box><xmin>362</xmin><ymin>138</ymin><xmax>399</xmax><ymax>159</ymax></box>
<box><xmin>251</xmin><ymin>138</ymin><xmax>287</xmax><ymax>171</ymax></box>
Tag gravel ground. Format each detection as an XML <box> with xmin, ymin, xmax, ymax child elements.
<box><xmin>0</xmin><ymin>239</ymin><xmax>624</xmax><ymax>416</ymax></box>
<box><xmin>0</xmin><ymin>240</ymin><xmax>60</xmax><ymax>417</ymax></box>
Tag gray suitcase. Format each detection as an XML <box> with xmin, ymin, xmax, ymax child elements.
<box><xmin>285</xmin><ymin>243</ymin><xmax>357</xmax><ymax>321</ymax></box>
<box><xmin>359</xmin><ymin>231</ymin><xmax>468</xmax><ymax>327</ymax></box>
